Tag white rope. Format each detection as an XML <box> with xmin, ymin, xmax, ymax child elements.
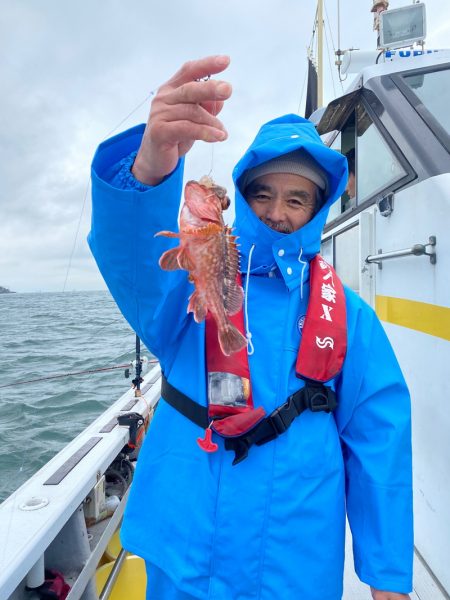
<box><xmin>244</xmin><ymin>244</ymin><xmax>256</xmax><ymax>355</ymax></box>
<box><xmin>298</xmin><ymin>247</ymin><xmax>308</xmax><ymax>300</ymax></box>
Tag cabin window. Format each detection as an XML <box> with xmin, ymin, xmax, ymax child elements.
<box><xmin>325</xmin><ymin>115</ymin><xmax>356</xmax><ymax>224</ymax></box>
<box><xmin>356</xmin><ymin>102</ymin><xmax>406</xmax><ymax>203</ymax></box>
<box><xmin>340</xmin><ymin>110</ymin><xmax>356</xmax><ymax>213</ymax></box>
<box><xmin>320</xmin><ymin>237</ymin><xmax>333</xmax><ymax>265</ymax></box>
<box><xmin>325</xmin><ymin>99</ymin><xmax>408</xmax><ymax>227</ymax></box>
<box><xmin>402</xmin><ymin>67</ymin><xmax>450</xmax><ymax>136</ymax></box>
<box><xmin>334</xmin><ymin>224</ymin><xmax>359</xmax><ymax>294</ymax></box>
<box><xmin>327</xmin><ymin>132</ymin><xmax>343</xmax><ymax>222</ymax></box>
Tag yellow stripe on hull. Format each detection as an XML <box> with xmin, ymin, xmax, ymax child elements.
<box><xmin>376</xmin><ymin>296</ymin><xmax>450</xmax><ymax>341</ymax></box>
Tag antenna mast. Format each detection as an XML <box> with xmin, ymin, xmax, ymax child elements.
<box><xmin>371</xmin><ymin>0</ymin><xmax>389</xmax><ymax>48</ymax></box>
<box><xmin>317</xmin><ymin>0</ymin><xmax>324</xmax><ymax>107</ymax></box>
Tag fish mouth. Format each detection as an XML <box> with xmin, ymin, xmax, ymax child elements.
<box><xmin>220</xmin><ymin>195</ymin><xmax>231</xmax><ymax>210</ymax></box>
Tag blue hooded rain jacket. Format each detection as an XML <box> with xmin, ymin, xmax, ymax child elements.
<box><xmin>89</xmin><ymin>114</ymin><xmax>413</xmax><ymax>600</ymax></box>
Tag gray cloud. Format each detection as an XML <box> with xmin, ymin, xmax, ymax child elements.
<box><xmin>1</xmin><ymin>0</ymin><xmax>448</xmax><ymax>291</ymax></box>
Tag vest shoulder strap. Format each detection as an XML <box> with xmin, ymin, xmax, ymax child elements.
<box><xmin>296</xmin><ymin>255</ymin><xmax>347</xmax><ymax>382</ymax></box>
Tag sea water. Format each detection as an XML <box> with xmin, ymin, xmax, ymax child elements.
<box><xmin>0</xmin><ymin>291</ymin><xmax>150</xmax><ymax>502</ymax></box>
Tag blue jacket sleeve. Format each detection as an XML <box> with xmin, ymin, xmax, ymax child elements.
<box><xmin>336</xmin><ymin>290</ymin><xmax>413</xmax><ymax>594</ymax></box>
<box><xmin>88</xmin><ymin>125</ymin><xmax>191</xmax><ymax>363</ymax></box>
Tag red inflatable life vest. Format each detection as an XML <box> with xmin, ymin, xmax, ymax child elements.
<box><xmin>199</xmin><ymin>255</ymin><xmax>347</xmax><ymax>451</ymax></box>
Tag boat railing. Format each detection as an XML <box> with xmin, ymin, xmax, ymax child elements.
<box><xmin>0</xmin><ymin>365</ymin><xmax>161</xmax><ymax>600</ymax></box>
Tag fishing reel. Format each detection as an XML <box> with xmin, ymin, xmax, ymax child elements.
<box><xmin>124</xmin><ymin>355</ymin><xmax>150</xmax><ymax>379</ymax></box>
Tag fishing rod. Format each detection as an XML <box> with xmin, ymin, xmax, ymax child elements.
<box><xmin>0</xmin><ymin>355</ymin><xmax>158</xmax><ymax>390</ymax></box>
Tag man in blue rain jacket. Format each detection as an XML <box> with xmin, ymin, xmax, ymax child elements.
<box><xmin>89</xmin><ymin>56</ymin><xmax>413</xmax><ymax>600</ymax></box>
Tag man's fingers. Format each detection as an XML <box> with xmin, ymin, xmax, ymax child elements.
<box><xmin>200</xmin><ymin>99</ymin><xmax>225</xmax><ymax>117</ymax></box>
<box><xmin>159</xmin><ymin>103</ymin><xmax>227</xmax><ymax>132</ymax></box>
<box><xmin>160</xmin><ymin>121</ymin><xmax>228</xmax><ymax>146</ymax></box>
<box><xmin>166</xmin><ymin>55</ymin><xmax>230</xmax><ymax>88</ymax></box>
<box><xmin>164</xmin><ymin>79</ymin><xmax>232</xmax><ymax>106</ymax></box>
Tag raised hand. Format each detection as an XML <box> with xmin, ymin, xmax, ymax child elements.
<box><xmin>132</xmin><ymin>55</ymin><xmax>232</xmax><ymax>186</ymax></box>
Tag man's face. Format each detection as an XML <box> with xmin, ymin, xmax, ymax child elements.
<box><xmin>345</xmin><ymin>172</ymin><xmax>356</xmax><ymax>199</ymax></box>
<box><xmin>245</xmin><ymin>172</ymin><xmax>318</xmax><ymax>233</ymax></box>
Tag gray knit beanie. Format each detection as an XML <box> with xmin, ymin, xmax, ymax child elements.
<box><xmin>241</xmin><ymin>149</ymin><xmax>328</xmax><ymax>195</ymax></box>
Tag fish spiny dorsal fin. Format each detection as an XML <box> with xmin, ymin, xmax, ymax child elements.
<box><xmin>224</xmin><ymin>230</ymin><xmax>240</xmax><ymax>279</ymax></box>
<box><xmin>222</xmin><ymin>229</ymin><xmax>243</xmax><ymax>316</ymax></box>
<box><xmin>186</xmin><ymin>223</ymin><xmax>223</xmax><ymax>237</ymax></box>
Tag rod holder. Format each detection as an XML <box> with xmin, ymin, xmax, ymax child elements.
<box><xmin>366</xmin><ymin>236</ymin><xmax>436</xmax><ymax>269</ymax></box>
<box><xmin>133</xmin><ymin>334</ymin><xmax>142</xmax><ymax>397</ymax></box>
<box><xmin>26</xmin><ymin>554</ymin><xmax>45</xmax><ymax>589</ymax></box>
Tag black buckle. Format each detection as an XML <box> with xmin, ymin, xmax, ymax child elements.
<box><xmin>269</xmin><ymin>395</ymin><xmax>299</xmax><ymax>434</ymax></box>
<box><xmin>303</xmin><ymin>384</ymin><xmax>337</xmax><ymax>413</ymax></box>
<box><xmin>225</xmin><ymin>437</ymin><xmax>251</xmax><ymax>466</ymax></box>
<box><xmin>219</xmin><ymin>384</ymin><xmax>337</xmax><ymax>466</ymax></box>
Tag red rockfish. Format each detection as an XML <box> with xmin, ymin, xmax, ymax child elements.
<box><xmin>155</xmin><ymin>176</ymin><xmax>247</xmax><ymax>356</ymax></box>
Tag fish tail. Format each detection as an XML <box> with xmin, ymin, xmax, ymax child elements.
<box><xmin>218</xmin><ymin>322</ymin><xmax>247</xmax><ymax>356</ymax></box>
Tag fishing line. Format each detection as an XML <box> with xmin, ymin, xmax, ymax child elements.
<box><xmin>0</xmin><ymin>363</ymin><xmax>137</xmax><ymax>390</ymax></box>
<box><xmin>3</xmin><ymin>65</ymin><xmax>219</xmax><ymax>564</ymax></box>
<box><xmin>86</xmin><ymin>316</ymin><xmax>123</xmax><ymax>340</ymax></box>
<box><xmin>62</xmin><ymin>90</ymin><xmax>157</xmax><ymax>293</ymax></box>
<box><xmin>196</xmin><ymin>74</ymin><xmax>216</xmax><ymax>179</ymax></box>
<box><xmin>62</xmin><ymin>179</ymin><xmax>90</xmax><ymax>293</ymax></box>
<box><xmin>0</xmin><ymin>359</ymin><xmax>159</xmax><ymax>389</ymax></box>
<box><xmin>63</xmin><ymin>66</ymin><xmax>221</xmax><ymax>290</ymax></box>
<box><xmin>208</xmin><ymin>138</ymin><xmax>215</xmax><ymax>178</ymax></box>
<box><xmin>102</xmin><ymin>91</ymin><xmax>155</xmax><ymax>141</ymax></box>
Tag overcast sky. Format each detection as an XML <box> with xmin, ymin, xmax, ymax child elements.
<box><xmin>1</xmin><ymin>0</ymin><xmax>449</xmax><ymax>292</ymax></box>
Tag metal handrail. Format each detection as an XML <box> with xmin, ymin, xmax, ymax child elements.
<box><xmin>366</xmin><ymin>236</ymin><xmax>436</xmax><ymax>268</ymax></box>
<box><xmin>99</xmin><ymin>548</ymin><xmax>128</xmax><ymax>600</ymax></box>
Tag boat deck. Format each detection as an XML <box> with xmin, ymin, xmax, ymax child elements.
<box><xmin>1</xmin><ymin>363</ymin><xmax>448</xmax><ymax>600</ymax></box>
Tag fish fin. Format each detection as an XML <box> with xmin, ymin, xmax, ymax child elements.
<box><xmin>190</xmin><ymin>223</ymin><xmax>222</xmax><ymax>237</ymax></box>
<box><xmin>155</xmin><ymin>230</ymin><xmax>180</xmax><ymax>238</ymax></box>
<box><xmin>185</xmin><ymin>182</ymin><xmax>221</xmax><ymax>223</ymax></box>
<box><xmin>223</xmin><ymin>281</ymin><xmax>244</xmax><ymax>316</ymax></box>
<box><xmin>224</xmin><ymin>231</ymin><xmax>240</xmax><ymax>278</ymax></box>
<box><xmin>219</xmin><ymin>229</ymin><xmax>243</xmax><ymax>315</ymax></box>
<box><xmin>187</xmin><ymin>290</ymin><xmax>208</xmax><ymax>323</ymax></box>
<box><xmin>218</xmin><ymin>323</ymin><xmax>247</xmax><ymax>356</ymax></box>
<box><xmin>159</xmin><ymin>247</ymin><xmax>182</xmax><ymax>271</ymax></box>
<box><xmin>177</xmin><ymin>248</ymin><xmax>195</xmax><ymax>271</ymax></box>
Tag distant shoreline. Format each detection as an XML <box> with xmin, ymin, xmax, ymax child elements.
<box><xmin>0</xmin><ymin>286</ymin><xmax>14</xmax><ymax>294</ymax></box>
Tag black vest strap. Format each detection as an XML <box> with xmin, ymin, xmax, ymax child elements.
<box><xmin>160</xmin><ymin>374</ymin><xmax>337</xmax><ymax>465</ymax></box>
<box><xmin>161</xmin><ymin>374</ymin><xmax>209</xmax><ymax>429</ymax></box>
<box><xmin>225</xmin><ymin>381</ymin><xmax>337</xmax><ymax>465</ymax></box>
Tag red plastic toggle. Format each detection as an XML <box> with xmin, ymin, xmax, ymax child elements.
<box><xmin>197</xmin><ymin>428</ymin><xmax>218</xmax><ymax>453</ymax></box>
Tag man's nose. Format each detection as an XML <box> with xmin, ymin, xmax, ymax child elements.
<box><xmin>266</xmin><ymin>198</ymin><xmax>284</xmax><ymax>222</ymax></box>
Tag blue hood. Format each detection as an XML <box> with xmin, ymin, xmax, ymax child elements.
<box><xmin>232</xmin><ymin>114</ymin><xmax>348</xmax><ymax>289</ymax></box>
